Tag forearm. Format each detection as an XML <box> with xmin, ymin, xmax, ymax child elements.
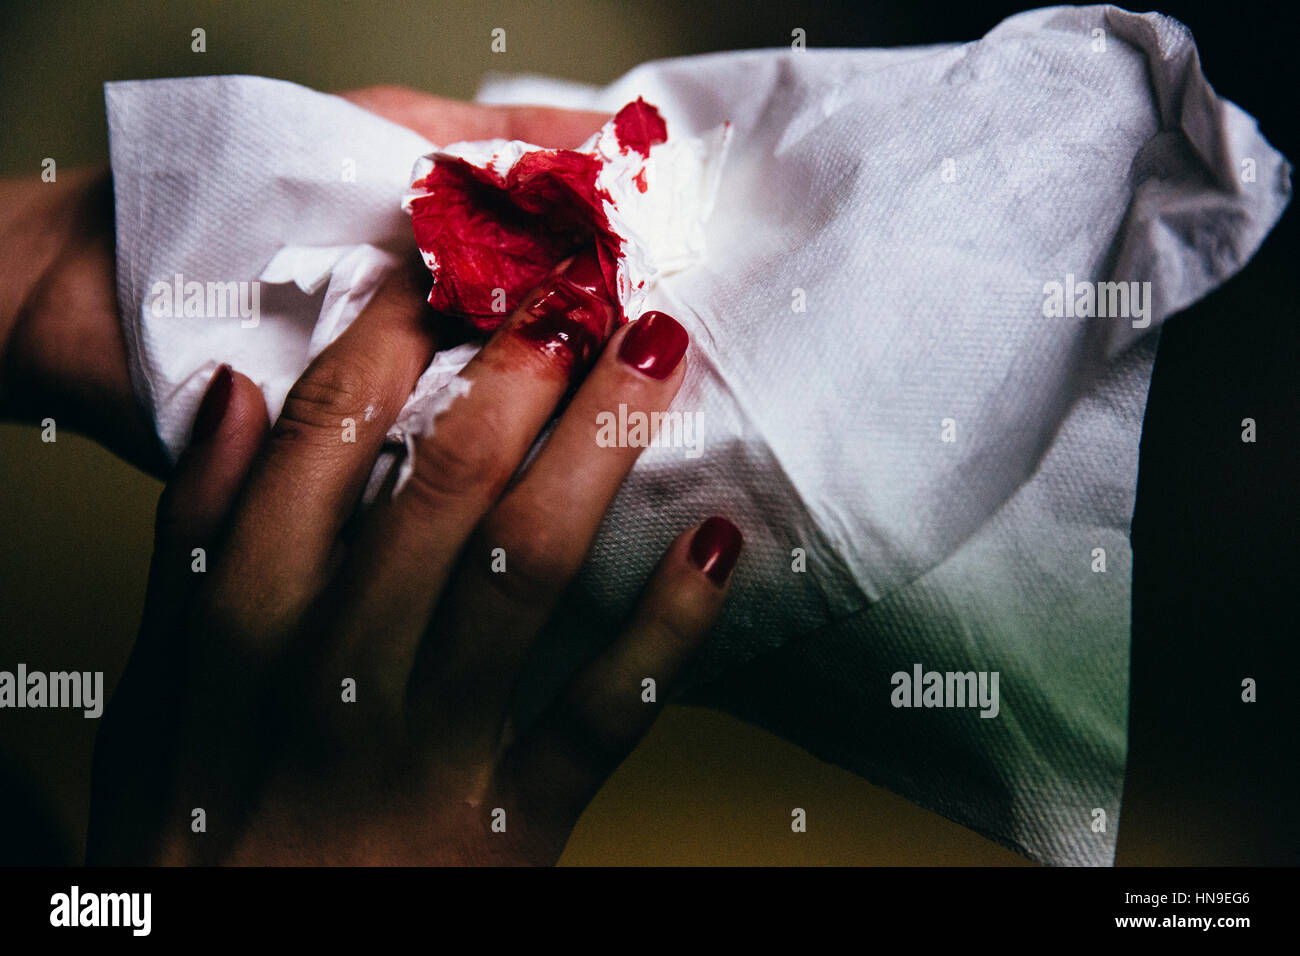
<box><xmin>0</xmin><ymin>169</ymin><xmax>168</xmax><ymax>476</ymax></box>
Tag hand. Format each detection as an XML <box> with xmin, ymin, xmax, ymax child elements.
<box><xmin>87</xmin><ymin>245</ymin><xmax>743</xmax><ymax>864</ymax></box>
<box><xmin>0</xmin><ymin>86</ymin><xmax>610</xmax><ymax>477</ymax></box>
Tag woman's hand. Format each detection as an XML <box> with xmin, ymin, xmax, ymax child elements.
<box><xmin>87</xmin><ymin>248</ymin><xmax>742</xmax><ymax>865</ymax></box>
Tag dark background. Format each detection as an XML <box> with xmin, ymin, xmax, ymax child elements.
<box><xmin>0</xmin><ymin>0</ymin><xmax>1294</xmax><ymax>865</ymax></box>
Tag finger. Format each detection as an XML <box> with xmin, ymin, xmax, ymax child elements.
<box><xmin>209</xmin><ymin>261</ymin><xmax>443</xmax><ymax>640</ymax></box>
<box><xmin>338</xmin><ymin>86</ymin><xmax>608</xmax><ymax>149</ymax></box>
<box><xmin>143</xmin><ymin>364</ymin><xmax>269</xmax><ymax>641</ymax></box>
<box><xmin>498</xmin><ymin>103</ymin><xmax>612</xmax><ymax>149</ymax></box>
<box><xmin>319</xmin><ymin>249</ymin><xmax>617</xmax><ymax>706</ymax></box>
<box><xmin>90</xmin><ymin>365</ymin><xmax>266</xmax><ymax>863</ymax></box>
<box><xmin>494</xmin><ymin>517</ymin><xmax>742</xmax><ymax>828</ymax></box>
<box><xmin>417</xmin><ymin>311</ymin><xmax>691</xmax><ymax>751</ymax></box>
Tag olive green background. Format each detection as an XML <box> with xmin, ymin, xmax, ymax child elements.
<box><xmin>0</xmin><ymin>0</ymin><xmax>1036</xmax><ymax>865</ymax></box>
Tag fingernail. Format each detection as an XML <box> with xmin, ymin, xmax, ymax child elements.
<box><xmin>689</xmin><ymin>516</ymin><xmax>743</xmax><ymax>585</ymax></box>
<box><xmin>557</xmin><ymin>246</ymin><xmax>612</xmax><ymax>301</ymax></box>
<box><xmin>518</xmin><ymin>286</ymin><xmax>608</xmax><ymax>371</ymax></box>
<box><xmin>516</xmin><ymin>249</ymin><xmax>616</xmax><ymax>373</ymax></box>
<box><xmin>191</xmin><ymin>364</ymin><xmax>233</xmax><ymax>444</ymax></box>
<box><xmin>618</xmin><ymin>311</ymin><xmax>689</xmax><ymax>380</ymax></box>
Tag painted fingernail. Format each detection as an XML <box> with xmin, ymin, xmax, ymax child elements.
<box><xmin>191</xmin><ymin>364</ymin><xmax>233</xmax><ymax>444</ymax></box>
<box><xmin>618</xmin><ymin>310</ymin><xmax>689</xmax><ymax>380</ymax></box>
<box><xmin>689</xmin><ymin>516</ymin><xmax>743</xmax><ymax>585</ymax></box>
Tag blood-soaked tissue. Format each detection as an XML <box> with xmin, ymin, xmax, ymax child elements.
<box><xmin>405</xmin><ymin>98</ymin><xmax>703</xmax><ymax>332</ymax></box>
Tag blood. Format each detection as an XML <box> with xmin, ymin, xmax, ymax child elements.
<box><xmin>612</xmin><ymin>97</ymin><xmax>667</xmax><ymax>157</ymax></box>
<box><xmin>513</xmin><ymin>296</ymin><xmax>607</xmax><ymax>374</ymax></box>
<box><xmin>410</xmin><ymin>152</ymin><xmax>622</xmax><ymax>332</ymax></box>
<box><xmin>409</xmin><ymin>98</ymin><xmax>668</xmax><ymax>333</ymax></box>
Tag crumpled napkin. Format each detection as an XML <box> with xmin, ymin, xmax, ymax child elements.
<box><xmin>105</xmin><ymin>4</ymin><xmax>1290</xmax><ymax>865</ymax></box>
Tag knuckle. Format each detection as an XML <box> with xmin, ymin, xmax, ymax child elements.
<box><xmin>274</xmin><ymin>357</ymin><xmax>381</xmax><ymax>443</ymax></box>
<box><xmin>647</xmin><ymin>601</ymin><xmax>710</xmax><ymax>653</ymax></box>
<box><xmin>404</xmin><ymin>416</ymin><xmax>509</xmax><ymax>507</ymax></box>
<box><xmin>479</xmin><ymin>514</ymin><xmax>577</xmax><ymax>606</ymax></box>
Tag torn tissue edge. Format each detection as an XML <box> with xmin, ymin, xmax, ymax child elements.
<box><xmin>391</xmin><ymin>376</ymin><xmax>474</xmax><ymax>497</ymax></box>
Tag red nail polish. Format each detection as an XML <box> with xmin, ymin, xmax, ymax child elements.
<box><xmin>618</xmin><ymin>311</ymin><xmax>689</xmax><ymax>380</ymax></box>
<box><xmin>191</xmin><ymin>364</ymin><xmax>233</xmax><ymax>444</ymax></box>
<box><xmin>689</xmin><ymin>516</ymin><xmax>743</xmax><ymax>585</ymax></box>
